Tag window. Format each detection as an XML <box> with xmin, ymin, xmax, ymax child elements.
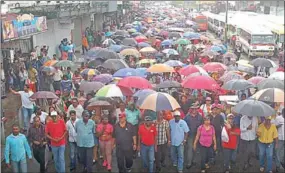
<box><xmin>251</xmin><ymin>35</ymin><xmax>275</xmax><ymax>44</ymax></box>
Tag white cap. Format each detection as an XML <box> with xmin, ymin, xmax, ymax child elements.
<box><xmin>173</xmin><ymin>110</ymin><xmax>181</xmax><ymax>116</ymax></box>
<box><xmin>50</xmin><ymin>111</ymin><xmax>58</xmax><ymax>116</ymax></box>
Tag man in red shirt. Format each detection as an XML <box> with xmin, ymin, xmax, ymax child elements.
<box><xmin>222</xmin><ymin>114</ymin><xmax>241</xmax><ymax>173</ymax></box>
<box><xmin>45</xmin><ymin>111</ymin><xmax>67</xmax><ymax>173</ymax></box>
<box><xmin>138</xmin><ymin>116</ymin><xmax>157</xmax><ymax>173</ymax></box>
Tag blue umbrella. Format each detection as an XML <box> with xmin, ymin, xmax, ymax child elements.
<box><xmin>105</xmin><ymin>32</ymin><xmax>113</xmax><ymax>37</ymax></box>
<box><xmin>217</xmin><ymin>44</ymin><xmax>227</xmax><ymax>54</ymax></box>
<box><xmin>183</xmin><ymin>32</ymin><xmax>201</xmax><ymax>39</ymax></box>
<box><xmin>211</xmin><ymin>45</ymin><xmax>223</xmax><ymax>52</ymax></box>
<box><xmin>113</xmin><ymin>68</ymin><xmax>144</xmax><ymax>78</ymax></box>
<box><xmin>135</xmin><ymin>68</ymin><xmax>148</xmax><ymax>77</ymax></box>
<box><xmin>164</xmin><ymin>60</ymin><xmax>184</xmax><ymax>67</ymax></box>
<box><xmin>138</xmin><ymin>42</ymin><xmax>151</xmax><ymax>48</ymax></box>
<box><xmin>161</xmin><ymin>39</ymin><xmax>173</xmax><ymax>46</ymax></box>
<box><xmin>108</xmin><ymin>45</ymin><xmax>123</xmax><ymax>53</ymax></box>
<box><xmin>134</xmin><ymin>89</ymin><xmax>156</xmax><ymax>106</ymax></box>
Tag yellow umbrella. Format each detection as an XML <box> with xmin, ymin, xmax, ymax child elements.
<box><xmin>136</xmin><ymin>59</ymin><xmax>156</xmax><ymax>66</ymax></box>
<box><xmin>120</xmin><ymin>48</ymin><xmax>141</xmax><ymax>57</ymax></box>
<box><xmin>147</xmin><ymin>64</ymin><xmax>175</xmax><ymax>73</ymax></box>
<box><xmin>139</xmin><ymin>47</ymin><xmax>157</xmax><ymax>53</ymax></box>
<box><xmin>236</xmin><ymin>60</ymin><xmax>254</xmax><ymax>68</ymax></box>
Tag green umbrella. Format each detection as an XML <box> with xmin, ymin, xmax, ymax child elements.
<box><xmin>127</xmin><ymin>28</ymin><xmax>137</xmax><ymax>33</ymax></box>
<box><xmin>175</xmin><ymin>38</ymin><xmax>190</xmax><ymax>45</ymax></box>
<box><xmin>132</xmin><ymin>21</ymin><xmax>142</xmax><ymax>25</ymax></box>
<box><xmin>54</xmin><ymin>60</ymin><xmax>75</xmax><ymax>68</ymax></box>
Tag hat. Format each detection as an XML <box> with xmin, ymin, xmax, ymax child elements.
<box><xmin>173</xmin><ymin>110</ymin><xmax>181</xmax><ymax>116</ymax></box>
<box><xmin>55</xmin><ymin>90</ymin><xmax>61</xmax><ymax>95</ymax></box>
<box><xmin>206</xmin><ymin>97</ymin><xmax>212</xmax><ymax>101</ymax></box>
<box><xmin>119</xmin><ymin>113</ymin><xmax>126</xmax><ymax>118</ymax></box>
<box><xmin>50</xmin><ymin>111</ymin><xmax>58</xmax><ymax>116</ymax></box>
<box><xmin>190</xmin><ymin>102</ymin><xmax>200</xmax><ymax>109</ymax></box>
<box><xmin>227</xmin><ymin>114</ymin><xmax>234</xmax><ymax>119</ymax></box>
<box><xmin>144</xmin><ymin>116</ymin><xmax>152</xmax><ymax>121</ymax></box>
<box><xmin>265</xmin><ymin>116</ymin><xmax>272</xmax><ymax>120</ymax></box>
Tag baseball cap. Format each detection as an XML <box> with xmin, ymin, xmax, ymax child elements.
<box><xmin>144</xmin><ymin>116</ymin><xmax>152</xmax><ymax>121</ymax></box>
<box><xmin>173</xmin><ymin>110</ymin><xmax>181</xmax><ymax>116</ymax></box>
<box><xmin>265</xmin><ymin>116</ymin><xmax>272</xmax><ymax>120</ymax></box>
<box><xmin>206</xmin><ymin>97</ymin><xmax>212</xmax><ymax>101</ymax></box>
<box><xmin>50</xmin><ymin>111</ymin><xmax>58</xmax><ymax>116</ymax></box>
<box><xmin>227</xmin><ymin>114</ymin><xmax>234</xmax><ymax>119</ymax></box>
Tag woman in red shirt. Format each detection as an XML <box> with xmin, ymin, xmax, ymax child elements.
<box><xmin>222</xmin><ymin>114</ymin><xmax>241</xmax><ymax>172</ymax></box>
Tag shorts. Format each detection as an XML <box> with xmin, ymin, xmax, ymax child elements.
<box><xmin>94</xmin><ymin>134</ymin><xmax>99</xmax><ymax>146</ymax></box>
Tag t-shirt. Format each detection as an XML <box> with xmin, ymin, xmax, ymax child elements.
<box><xmin>30</xmin><ymin>112</ymin><xmax>48</xmax><ymax>124</ymax></box>
<box><xmin>138</xmin><ymin>124</ymin><xmax>157</xmax><ymax>146</ymax></box>
<box><xmin>222</xmin><ymin>127</ymin><xmax>241</xmax><ymax>149</ymax></box>
<box><xmin>45</xmin><ymin>119</ymin><xmax>66</xmax><ymax>146</ymax></box>
<box><xmin>198</xmin><ymin>125</ymin><xmax>215</xmax><ymax>147</ymax></box>
<box><xmin>67</xmin><ymin>104</ymin><xmax>84</xmax><ymax>119</ymax></box>
<box><xmin>18</xmin><ymin>91</ymin><xmax>34</xmax><ymax>109</ymax></box>
<box><xmin>96</xmin><ymin>123</ymin><xmax>114</xmax><ymax>141</ymax></box>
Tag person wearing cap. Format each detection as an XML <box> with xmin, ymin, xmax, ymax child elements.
<box><xmin>30</xmin><ymin>106</ymin><xmax>48</xmax><ymax>124</ymax></box>
<box><xmin>138</xmin><ymin>116</ymin><xmax>157</xmax><ymax>173</ymax></box>
<box><xmin>200</xmin><ymin>97</ymin><xmax>212</xmax><ymax>117</ymax></box>
<box><xmin>256</xmin><ymin>116</ymin><xmax>278</xmax><ymax>173</ymax></box>
<box><xmin>193</xmin><ymin>116</ymin><xmax>216</xmax><ymax>173</ymax></box>
<box><xmin>222</xmin><ymin>114</ymin><xmax>241</xmax><ymax>173</ymax></box>
<box><xmin>67</xmin><ymin>98</ymin><xmax>84</xmax><ymax>119</ymax></box>
<box><xmin>184</xmin><ymin>102</ymin><xmax>203</xmax><ymax>169</ymax></box>
<box><xmin>113</xmin><ymin>113</ymin><xmax>137</xmax><ymax>173</ymax></box>
<box><xmin>169</xmin><ymin>110</ymin><xmax>189</xmax><ymax>173</ymax></box>
<box><xmin>45</xmin><ymin>111</ymin><xmax>67</xmax><ymax>173</ymax></box>
<box><xmin>76</xmin><ymin>110</ymin><xmax>95</xmax><ymax>172</ymax></box>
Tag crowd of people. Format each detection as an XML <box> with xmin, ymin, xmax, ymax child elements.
<box><xmin>3</xmin><ymin>5</ymin><xmax>285</xmax><ymax>173</ymax></box>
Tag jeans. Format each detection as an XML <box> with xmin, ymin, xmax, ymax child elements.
<box><xmin>140</xmin><ymin>144</ymin><xmax>155</xmax><ymax>173</ymax></box>
<box><xmin>185</xmin><ymin>136</ymin><xmax>195</xmax><ymax>166</ymax></box>
<box><xmin>33</xmin><ymin>146</ymin><xmax>46</xmax><ymax>173</ymax></box>
<box><xmin>116</xmin><ymin>147</ymin><xmax>133</xmax><ymax>173</ymax></box>
<box><xmin>78</xmin><ymin>147</ymin><xmax>93</xmax><ymax>173</ymax></box>
<box><xmin>200</xmin><ymin>145</ymin><xmax>212</xmax><ymax>170</ymax></box>
<box><xmin>155</xmin><ymin>143</ymin><xmax>167</xmax><ymax>170</ymax></box>
<box><xmin>276</xmin><ymin>140</ymin><xmax>285</xmax><ymax>168</ymax></box>
<box><xmin>240</xmin><ymin>139</ymin><xmax>256</xmax><ymax>165</ymax></box>
<box><xmin>11</xmin><ymin>159</ymin><xmax>27</xmax><ymax>173</ymax></box>
<box><xmin>171</xmin><ymin>144</ymin><xmax>184</xmax><ymax>172</ymax></box>
<box><xmin>51</xmin><ymin>145</ymin><xmax>65</xmax><ymax>173</ymax></box>
<box><xmin>223</xmin><ymin>148</ymin><xmax>235</xmax><ymax>170</ymax></box>
<box><xmin>231</xmin><ymin>137</ymin><xmax>239</xmax><ymax>161</ymax></box>
<box><xmin>258</xmin><ymin>142</ymin><xmax>274</xmax><ymax>172</ymax></box>
<box><xmin>69</xmin><ymin>142</ymin><xmax>77</xmax><ymax>169</ymax></box>
<box><xmin>21</xmin><ymin>107</ymin><xmax>33</xmax><ymax>130</ymax></box>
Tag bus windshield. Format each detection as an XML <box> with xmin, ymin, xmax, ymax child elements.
<box><xmin>251</xmin><ymin>35</ymin><xmax>275</xmax><ymax>44</ymax></box>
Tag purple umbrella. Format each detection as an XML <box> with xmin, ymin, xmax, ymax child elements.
<box><xmin>92</xmin><ymin>74</ymin><xmax>113</xmax><ymax>84</ymax></box>
<box><xmin>30</xmin><ymin>91</ymin><xmax>58</xmax><ymax>99</ymax></box>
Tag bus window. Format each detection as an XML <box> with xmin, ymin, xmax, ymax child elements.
<box><xmin>280</xmin><ymin>34</ymin><xmax>284</xmax><ymax>43</ymax></box>
<box><xmin>251</xmin><ymin>35</ymin><xmax>274</xmax><ymax>44</ymax></box>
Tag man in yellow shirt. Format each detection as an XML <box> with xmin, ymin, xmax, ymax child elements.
<box><xmin>257</xmin><ymin>116</ymin><xmax>278</xmax><ymax>173</ymax></box>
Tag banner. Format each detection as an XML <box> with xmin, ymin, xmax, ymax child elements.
<box><xmin>2</xmin><ymin>14</ymin><xmax>47</xmax><ymax>41</ymax></box>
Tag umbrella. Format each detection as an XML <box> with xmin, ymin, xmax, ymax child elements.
<box><xmin>179</xmin><ymin>65</ymin><xmax>208</xmax><ymax>77</ymax></box>
<box><xmin>168</xmin><ymin>32</ymin><xmax>181</xmax><ymax>39</ymax></box>
<box><xmin>182</xmin><ymin>75</ymin><xmax>220</xmax><ymax>90</ymax></box>
<box><xmin>257</xmin><ymin>78</ymin><xmax>284</xmax><ymax>90</ymax></box>
<box><xmin>156</xmin><ymin>80</ymin><xmax>181</xmax><ymax>89</ymax></box>
<box><xmin>250</xmin><ymin>58</ymin><xmax>275</xmax><ymax>68</ymax></box>
<box><xmin>86</xmin><ymin>58</ymin><xmax>104</xmax><ymax>68</ymax></box>
<box><xmin>168</xmin><ymin>27</ymin><xmax>184</xmax><ymax>32</ymax></box>
<box><xmin>139</xmin><ymin>47</ymin><xmax>158</xmax><ymax>54</ymax></box>
<box><xmin>54</xmin><ymin>60</ymin><xmax>75</xmax><ymax>68</ymax></box>
<box><xmin>138</xmin><ymin>92</ymin><xmax>180</xmax><ymax>112</ymax></box>
<box><xmin>113</xmin><ymin>68</ymin><xmax>144</xmax><ymax>78</ymax></box>
<box><xmin>175</xmin><ymin>38</ymin><xmax>190</xmax><ymax>45</ymax></box>
<box><xmin>87</xmin><ymin>100</ymin><xmax>112</xmax><ymax>110</ymax></box>
<box><xmin>117</xmin><ymin>76</ymin><xmax>152</xmax><ymax>89</ymax></box>
<box><xmin>114</xmin><ymin>30</ymin><xmax>129</xmax><ymax>36</ymax></box>
<box><xmin>79</xmin><ymin>81</ymin><xmax>104</xmax><ymax>92</ymax></box>
<box><xmin>269</xmin><ymin>71</ymin><xmax>284</xmax><ymax>81</ymax></box>
<box><xmin>222</xmin><ymin>79</ymin><xmax>255</xmax><ymax>91</ymax></box>
<box><xmin>138</xmin><ymin>42</ymin><xmax>151</xmax><ymax>48</ymax></box>
<box><xmin>135</xmin><ymin>35</ymin><xmax>147</xmax><ymax>43</ymax></box>
<box><xmin>102</xmin><ymin>59</ymin><xmax>129</xmax><ymax>71</ymax></box>
<box><xmin>132</xmin><ymin>21</ymin><xmax>142</xmax><ymax>25</ymax></box>
<box><xmin>120</xmin><ymin>48</ymin><xmax>141</xmax><ymax>58</ymax></box>
<box><xmin>41</xmin><ymin>66</ymin><xmax>56</xmax><ymax>73</ymax></box>
<box><xmin>162</xmin><ymin>49</ymin><xmax>179</xmax><ymax>56</ymax></box>
<box><xmin>233</xmin><ymin>100</ymin><xmax>275</xmax><ymax>117</ymax></box>
<box><xmin>92</xmin><ymin>74</ymin><xmax>113</xmax><ymax>84</ymax></box>
<box><xmin>136</xmin><ymin>59</ymin><xmax>156</xmax><ymax>66</ymax></box>
<box><xmin>133</xmin><ymin>89</ymin><xmax>156</xmax><ymax>106</ymax></box>
<box><xmin>223</xmin><ymin>52</ymin><xmax>237</xmax><ymax>60</ymax></box>
<box><xmin>161</xmin><ymin>39</ymin><xmax>173</xmax><ymax>46</ymax></box>
<box><xmin>200</xmin><ymin>50</ymin><xmax>219</xmax><ymax>58</ymax></box>
<box><xmin>135</xmin><ymin>68</ymin><xmax>147</xmax><ymax>77</ymax></box>
<box><xmin>183</xmin><ymin>32</ymin><xmax>200</xmax><ymax>39</ymax></box>
<box><xmin>96</xmin><ymin>84</ymin><xmax>125</xmax><ymax>97</ymax></box>
<box><xmin>210</xmin><ymin>45</ymin><xmax>223</xmax><ymax>52</ymax></box>
<box><xmin>220</xmin><ymin>71</ymin><xmax>244</xmax><ymax>83</ymax></box>
<box><xmin>102</xmin><ymin>38</ymin><xmax>116</xmax><ymax>46</ymax></box>
<box><xmin>108</xmin><ymin>45</ymin><xmax>124</xmax><ymax>53</ymax></box>
<box><xmin>122</xmin><ymin>38</ymin><xmax>138</xmax><ymax>47</ymax></box>
<box><xmin>203</xmin><ymin>62</ymin><xmax>227</xmax><ymax>73</ymax></box>
<box><xmin>131</xmin><ymin>32</ymin><xmax>142</xmax><ymax>37</ymax></box>
<box><xmin>30</xmin><ymin>91</ymin><xmax>58</xmax><ymax>99</ymax></box>
<box><xmin>43</xmin><ymin>60</ymin><xmax>58</xmax><ymax>66</ymax></box>
<box><xmin>159</xmin><ymin>30</ymin><xmax>169</xmax><ymax>37</ymax></box>
<box><xmin>104</xmin><ymin>32</ymin><xmax>113</xmax><ymax>37</ymax></box>
<box><xmin>147</xmin><ymin>64</ymin><xmax>175</xmax><ymax>73</ymax></box>
<box><xmin>86</xmin><ymin>48</ymin><xmax>120</xmax><ymax>60</ymax></box>
<box><xmin>251</xmin><ymin>88</ymin><xmax>284</xmax><ymax>103</ymax></box>
<box><xmin>164</xmin><ymin>60</ymin><xmax>184</xmax><ymax>67</ymax></box>
<box><xmin>80</xmin><ymin>68</ymin><xmax>100</xmax><ymax>76</ymax></box>
<box><xmin>247</xmin><ymin>76</ymin><xmax>265</xmax><ymax>85</ymax></box>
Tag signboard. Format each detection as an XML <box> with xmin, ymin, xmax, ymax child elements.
<box><xmin>2</xmin><ymin>14</ymin><xmax>47</xmax><ymax>42</ymax></box>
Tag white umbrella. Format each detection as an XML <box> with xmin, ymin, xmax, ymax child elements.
<box><xmin>269</xmin><ymin>71</ymin><xmax>284</xmax><ymax>81</ymax></box>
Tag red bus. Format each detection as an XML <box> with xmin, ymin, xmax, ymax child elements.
<box><xmin>192</xmin><ymin>15</ymin><xmax>208</xmax><ymax>32</ymax></box>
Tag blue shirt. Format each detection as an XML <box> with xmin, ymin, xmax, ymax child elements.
<box><xmin>75</xmin><ymin>119</ymin><xmax>95</xmax><ymax>148</ymax></box>
<box><xmin>5</xmin><ymin>133</ymin><xmax>32</xmax><ymax>163</ymax></box>
<box><xmin>169</xmin><ymin>119</ymin><xmax>190</xmax><ymax>146</ymax></box>
<box><xmin>125</xmin><ymin>109</ymin><xmax>140</xmax><ymax>126</ymax></box>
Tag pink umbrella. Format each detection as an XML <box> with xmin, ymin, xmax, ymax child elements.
<box><xmin>248</xmin><ymin>76</ymin><xmax>265</xmax><ymax>85</ymax></box>
<box><xmin>203</xmin><ymin>62</ymin><xmax>227</xmax><ymax>73</ymax></box>
<box><xmin>182</xmin><ymin>75</ymin><xmax>220</xmax><ymax>91</ymax></box>
<box><xmin>117</xmin><ymin>76</ymin><xmax>152</xmax><ymax>89</ymax></box>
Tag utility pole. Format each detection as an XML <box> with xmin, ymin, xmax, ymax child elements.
<box><xmin>224</xmin><ymin>0</ymin><xmax>228</xmax><ymax>46</ymax></box>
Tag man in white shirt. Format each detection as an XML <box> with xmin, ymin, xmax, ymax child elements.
<box><xmin>53</xmin><ymin>67</ymin><xmax>63</xmax><ymax>91</ymax></box>
<box><xmin>10</xmin><ymin>85</ymin><xmax>35</xmax><ymax>131</ymax></box>
<box><xmin>67</xmin><ymin>98</ymin><xmax>84</xmax><ymax>119</ymax></box>
<box><xmin>239</xmin><ymin>115</ymin><xmax>258</xmax><ymax>170</ymax></box>
<box><xmin>273</xmin><ymin>110</ymin><xmax>285</xmax><ymax>171</ymax></box>
<box><xmin>66</xmin><ymin>110</ymin><xmax>78</xmax><ymax>171</ymax></box>
<box><xmin>30</xmin><ymin>106</ymin><xmax>48</xmax><ymax>124</ymax></box>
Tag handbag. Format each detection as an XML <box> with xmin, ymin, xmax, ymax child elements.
<box><xmin>221</xmin><ymin>127</ymin><xmax>229</xmax><ymax>142</ymax></box>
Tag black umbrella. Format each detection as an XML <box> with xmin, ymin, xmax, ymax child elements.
<box><xmin>250</xmin><ymin>58</ymin><xmax>275</xmax><ymax>68</ymax></box>
<box><xmin>168</xmin><ymin>32</ymin><xmax>182</xmax><ymax>39</ymax></box>
<box><xmin>156</xmin><ymin>80</ymin><xmax>181</xmax><ymax>89</ymax></box>
<box><xmin>112</xmin><ymin>35</ymin><xmax>127</xmax><ymax>41</ymax></box>
<box><xmin>122</xmin><ymin>38</ymin><xmax>138</xmax><ymax>47</ymax></box>
<box><xmin>79</xmin><ymin>81</ymin><xmax>104</xmax><ymax>93</ymax></box>
<box><xmin>222</xmin><ymin>79</ymin><xmax>255</xmax><ymax>91</ymax></box>
<box><xmin>86</xmin><ymin>48</ymin><xmax>120</xmax><ymax>60</ymax></box>
<box><xmin>102</xmin><ymin>59</ymin><xmax>129</xmax><ymax>71</ymax></box>
<box><xmin>87</xmin><ymin>58</ymin><xmax>104</xmax><ymax>68</ymax></box>
<box><xmin>114</xmin><ymin>30</ymin><xmax>129</xmax><ymax>37</ymax></box>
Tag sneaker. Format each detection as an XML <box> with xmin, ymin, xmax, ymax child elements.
<box><xmin>201</xmin><ymin>170</ymin><xmax>206</xmax><ymax>173</ymax></box>
<box><xmin>93</xmin><ymin>160</ymin><xmax>96</xmax><ymax>164</ymax></box>
<box><xmin>103</xmin><ymin>160</ymin><xmax>108</xmax><ymax>167</ymax></box>
<box><xmin>107</xmin><ymin>164</ymin><xmax>111</xmax><ymax>171</ymax></box>
<box><xmin>260</xmin><ymin>167</ymin><xmax>265</xmax><ymax>172</ymax></box>
<box><xmin>173</xmin><ymin>164</ymin><xmax>177</xmax><ymax>167</ymax></box>
<box><xmin>126</xmin><ymin>168</ymin><xmax>132</xmax><ymax>173</ymax></box>
<box><xmin>205</xmin><ymin>164</ymin><xmax>210</xmax><ymax>169</ymax></box>
<box><xmin>186</xmin><ymin>164</ymin><xmax>192</xmax><ymax>169</ymax></box>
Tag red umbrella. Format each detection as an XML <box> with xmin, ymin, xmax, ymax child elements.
<box><xmin>135</xmin><ymin>35</ymin><xmax>147</xmax><ymax>43</ymax></box>
<box><xmin>182</xmin><ymin>75</ymin><xmax>220</xmax><ymax>90</ymax></box>
<box><xmin>179</xmin><ymin>65</ymin><xmax>206</xmax><ymax>76</ymax></box>
<box><xmin>247</xmin><ymin>76</ymin><xmax>265</xmax><ymax>85</ymax></box>
<box><xmin>117</xmin><ymin>76</ymin><xmax>152</xmax><ymax>89</ymax></box>
<box><xmin>117</xmin><ymin>86</ymin><xmax>133</xmax><ymax>96</ymax></box>
<box><xmin>203</xmin><ymin>62</ymin><xmax>227</xmax><ymax>73</ymax></box>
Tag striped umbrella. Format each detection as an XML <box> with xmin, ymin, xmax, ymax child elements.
<box><xmin>96</xmin><ymin>84</ymin><xmax>133</xmax><ymax>97</ymax></box>
<box><xmin>138</xmin><ymin>92</ymin><xmax>180</xmax><ymax>112</ymax></box>
<box><xmin>134</xmin><ymin>89</ymin><xmax>156</xmax><ymax>106</ymax></box>
<box><xmin>251</xmin><ymin>88</ymin><xmax>284</xmax><ymax>103</ymax></box>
